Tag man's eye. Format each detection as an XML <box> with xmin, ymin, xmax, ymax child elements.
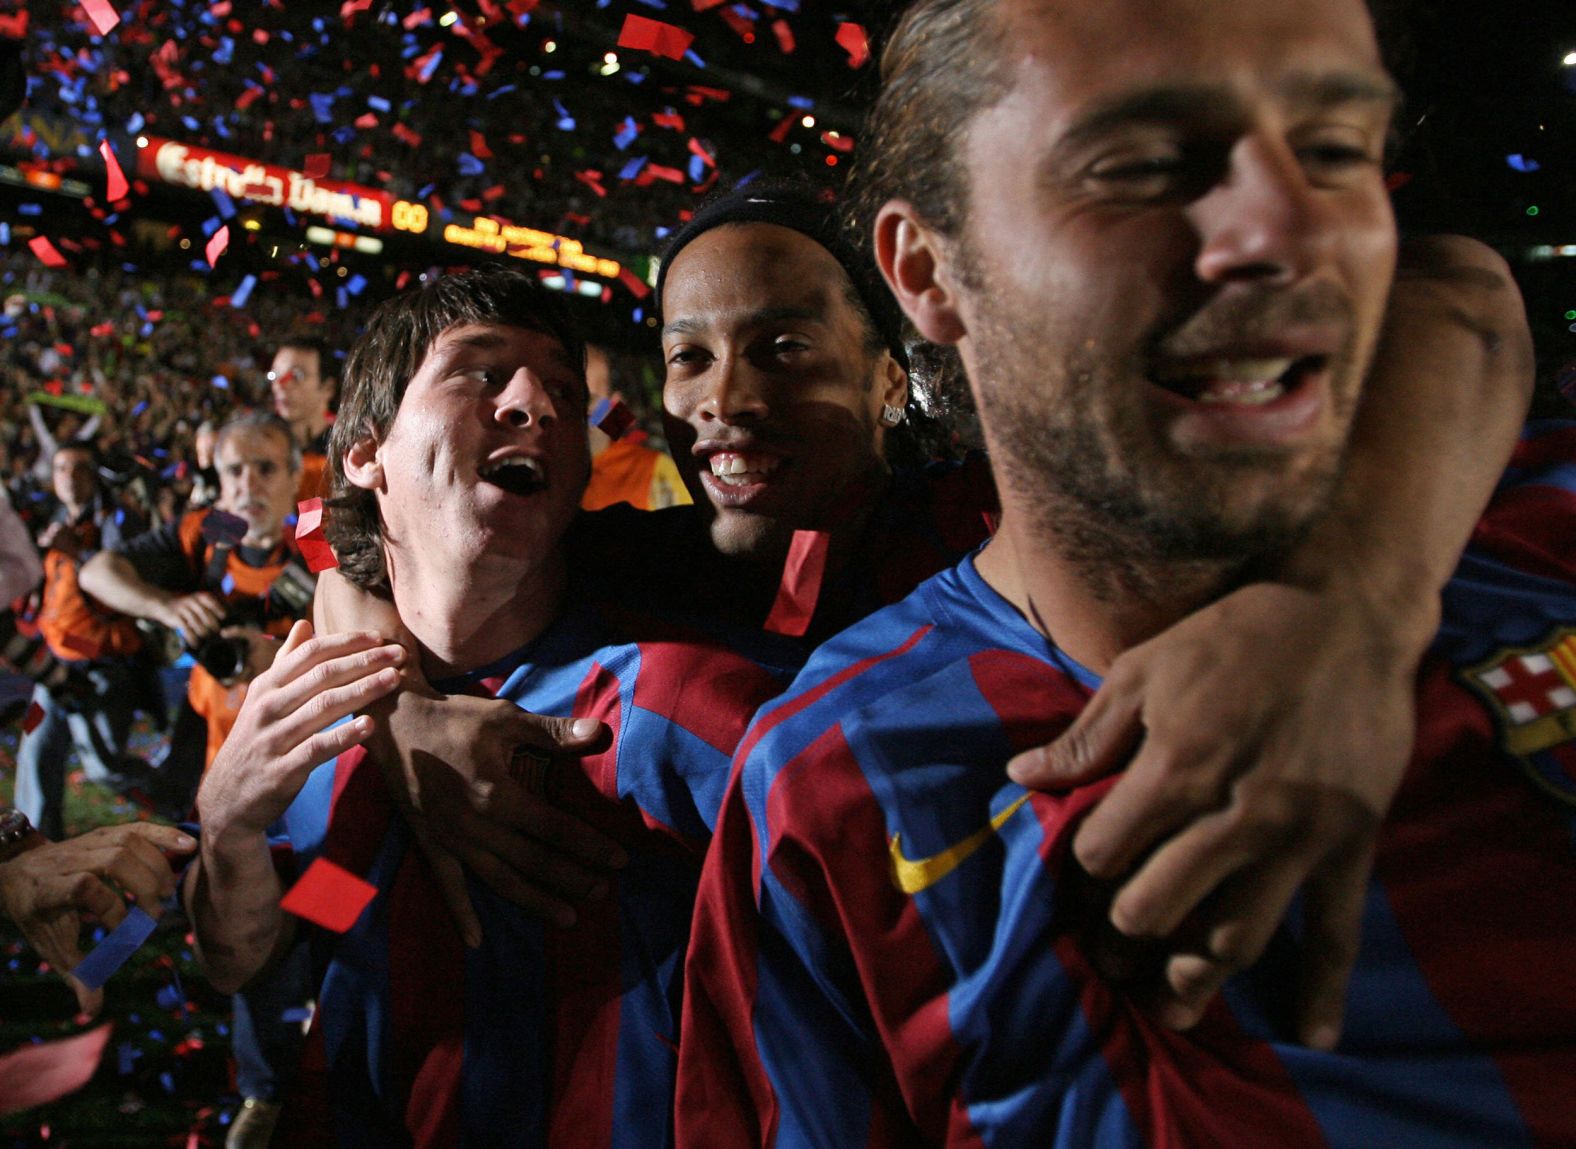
<box><xmin>665</xmin><ymin>347</ymin><xmax>708</xmax><ymax>367</ymax></box>
<box><xmin>1089</xmin><ymin>154</ymin><xmax>1183</xmax><ymax>183</ymax></box>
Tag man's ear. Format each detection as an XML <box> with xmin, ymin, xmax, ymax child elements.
<box><xmin>342</xmin><ymin>433</ymin><xmax>385</xmax><ymax>492</ymax></box>
<box><xmin>875</xmin><ymin>200</ymin><xmax>967</xmax><ymax>346</ymax></box>
<box><xmin>879</xmin><ymin>355</ymin><xmax>910</xmax><ymax>414</ymax></box>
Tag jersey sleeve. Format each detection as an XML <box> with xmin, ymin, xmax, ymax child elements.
<box><xmin>1471</xmin><ymin>420</ymin><xmax>1576</xmax><ymax>583</ymax></box>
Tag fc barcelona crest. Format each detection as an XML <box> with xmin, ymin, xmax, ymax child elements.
<box><xmin>1460</xmin><ymin>626</ymin><xmax>1576</xmax><ymax>809</ymax></box>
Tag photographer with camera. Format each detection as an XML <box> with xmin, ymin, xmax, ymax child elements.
<box><xmin>79</xmin><ymin>409</ymin><xmax>313</xmax><ymax>1147</ymax></box>
<box><xmin>81</xmin><ymin>410</ymin><xmax>311</xmax><ymax>780</ymax></box>
<box><xmin>13</xmin><ymin>443</ymin><xmax>153</xmax><ymax>841</ymax></box>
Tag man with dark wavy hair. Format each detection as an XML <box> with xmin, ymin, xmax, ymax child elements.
<box><xmin>677</xmin><ymin>0</ymin><xmax>1569</xmax><ymax>1143</ymax></box>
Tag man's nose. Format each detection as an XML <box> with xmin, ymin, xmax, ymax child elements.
<box><xmin>1190</xmin><ymin>135</ymin><xmax>1336</xmax><ymax>288</ymax></box>
<box><xmin>697</xmin><ymin>355</ymin><xmax>769</xmax><ymax>424</ymax></box>
<box><xmin>495</xmin><ymin>367</ymin><xmax>557</xmax><ymax>429</ymax></box>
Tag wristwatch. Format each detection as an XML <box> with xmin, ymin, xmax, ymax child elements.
<box><xmin>0</xmin><ymin>808</ymin><xmax>38</xmax><ymax>863</ymax></box>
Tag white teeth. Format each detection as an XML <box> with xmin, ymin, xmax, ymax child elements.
<box><xmin>709</xmin><ymin>453</ymin><xmax>781</xmax><ymax>478</ymax></box>
<box><xmin>481</xmin><ymin>457</ymin><xmax>543</xmax><ymax>478</ymax></box>
<box><xmin>1196</xmin><ymin>379</ymin><xmax>1286</xmax><ymax>405</ymax></box>
<box><xmin>1156</xmin><ymin>358</ymin><xmax>1296</xmax><ymax>385</ymax></box>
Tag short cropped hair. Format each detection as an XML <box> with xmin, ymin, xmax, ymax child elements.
<box><xmin>215</xmin><ymin>410</ymin><xmax>301</xmax><ymax>474</ymax></box>
<box><xmin>851</xmin><ymin>0</ymin><xmax>1402</xmax><ymax>239</ymax></box>
<box><xmin>326</xmin><ymin>267</ymin><xmax>586</xmax><ymax>593</ymax></box>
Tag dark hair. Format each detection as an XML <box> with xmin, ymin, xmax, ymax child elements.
<box><xmin>326</xmin><ymin>267</ymin><xmax>586</xmax><ymax>593</ymax></box>
<box><xmin>657</xmin><ymin>178</ymin><xmax>909</xmax><ymax>372</ymax></box>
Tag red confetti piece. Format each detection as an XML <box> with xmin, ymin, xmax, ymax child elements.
<box><xmin>0</xmin><ymin>1024</ymin><xmax>112</xmax><ymax>1117</ymax></box>
<box><xmin>835</xmin><ymin>22</ymin><xmax>870</xmax><ymax>68</ymax></box>
<box><xmin>691</xmin><ymin>0</ymin><xmax>726</xmax><ymax>10</ymax></box>
<box><xmin>822</xmin><ymin>131</ymin><xmax>855</xmax><ymax>154</ymax></box>
<box><xmin>28</xmin><ymin>237</ymin><xmax>67</xmax><ymax>268</ymax></box>
<box><xmin>21</xmin><ymin>701</ymin><xmax>44</xmax><ymax>734</ymax></box>
<box><xmin>468</xmin><ymin>130</ymin><xmax>493</xmax><ymax>160</ymax></box>
<box><xmin>392</xmin><ymin>123</ymin><xmax>423</xmax><ymax>148</ymax></box>
<box><xmin>687</xmin><ymin>137</ymin><xmax>716</xmax><ymax>168</ymax></box>
<box><xmin>303</xmin><ymin>153</ymin><xmax>331</xmax><ymax>179</ymax></box>
<box><xmin>0</xmin><ymin>11</ymin><xmax>29</xmax><ymax>36</ymax></box>
<box><xmin>768</xmin><ymin>112</ymin><xmax>797</xmax><ymax>144</ymax></box>
<box><xmin>98</xmin><ymin>140</ymin><xmax>129</xmax><ymax>201</ymax></box>
<box><xmin>590</xmin><ymin>397</ymin><xmax>636</xmax><ymax>441</ymax></box>
<box><xmin>772</xmin><ymin>19</ymin><xmax>795</xmax><ymax>53</ymax></box>
<box><xmin>80</xmin><ymin>0</ymin><xmax>120</xmax><ymax>36</ymax></box>
<box><xmin>294</xmin><ymin>498</ymin><xmax>338</xmax><ymax>573</ymax></box>
<box><xmin>618</xmin><ymin>267</ymin><xmax>651</xmax><ymax>300</ymax></box>
<box><xmin>205</xmin><ymin>225</ymin><xmax>229</xmax><ymax>268</ymax></box>
<box><xmin>617</xmin><ymin>13</ymin><xmax>695</xmax><ymax>61</ymax></box>
<box><xmin>574</xmin><ymin>170</ymin><xmax>607</xmax><ymax>198</ymax></box>
<box><xmin>652</xmin><ymin>111</ymin><xmax>685</xmax><ymax>131</ymax></box>
<box><xmin>764</xmin><ymin>530</ymin><xmax>831</xmax><ymax>637</ymax></box>
<box><xmin>281</xmin><ymin>857</ymin><xmax>377</xmax><ymax>933</ymax></box>
<box><xmin>354</xmin><ymin>112</ymin><xmax>379</xmax><ymax>129</ymax></box>
<box><xmin>89</xmin><ymin>322</ymin><xmax>115</xmax><ymax>337</ymax></box>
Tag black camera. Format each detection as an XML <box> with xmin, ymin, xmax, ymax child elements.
<box><xmin>195</xmin><ymin>634</ymin><xmax>251</xmax><ymax>681</ymax></box>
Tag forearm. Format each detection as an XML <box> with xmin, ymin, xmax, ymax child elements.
<box><xmin>1278</xmin><ymin>236</ymin><xmax>1534</xmax><ymax>634</ymax></box>
<box><xmin>184</xmin><ymin>823</ymin><xmax>292</xmax><ymax>994</ymax></box>
<box><xmin>79</xmin><ymin>551</ymin><xmax>175</xmax><ymax>622</ymax></box>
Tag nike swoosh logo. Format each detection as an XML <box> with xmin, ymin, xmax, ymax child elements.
<box><xmin>888</xmin><ymin>793</ymin><xmax>1032</xmax><ymax>895</ymax></box>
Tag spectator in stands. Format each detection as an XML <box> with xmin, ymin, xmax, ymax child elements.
<box><xmin>14</xmin><ymin>443</ymin><xmax>152</xmax><ymax>841</ymax></box>
<box><xmin>266</xmin><ymin>340</ymin><xmax>337</xmax><ymax>503</ymax></box>
<box><xmin>580</xmin><ymin>344</ymin><xmax>691</xmax><ymax>512</ymax></box>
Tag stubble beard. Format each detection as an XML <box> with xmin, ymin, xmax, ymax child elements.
<box><xmin>961</xmin><ymin>268</ymin><xmax>1355</xmax><ymax>605</ymax></box>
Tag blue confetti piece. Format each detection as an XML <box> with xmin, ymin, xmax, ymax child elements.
<box><xmin>418</xmin><ymin>49</ymin><xmax>444</xmax><ymax>84</ymax></box>
<box><xmin>117</xmin><ymin>1042</ymin><xmax>137</xmax><ymax>1075</ymax></box>
<box><xmin>632</xmin><ymin>307</ymin><xmax>644</xmax><ymax>324</ymax></box>
<box><xmin>126</xmin><ymin>112</ymin><xmax>144</xmax><ymax>133</ymax></box>
<box><xmin>147</xmin><ymin>1029</ymin><xmax>164</xmax><ymax>1042</ymax></box>
<box><xmin>624</xmin><ymin>71</ymin><xmax>646</xmax><ymax>85</ymax></box>
<box><xmin>688</xmin><ymin>153</ymin><xmax>706</xmax><ymax>182</ymax></box>
<box><xmin>1506</xmin><ymin>154</ymin><xmax>1541</xmax><ymax>173</ymax></box>
<box><xmin>279</xmin><ymin>1006</ymin><xmax>312</xmax><ymax>1023</ymax></box>
<box><xmin>541</xmin><ymin>70</ymin><xmax>565</xmax><ymax>81</ymax></box>
<box><xmin>332</xmin><ymin>125</ymin><xmax>356</xmax><ymax>145</ymax></box>
<box><xmin>159</xmin><ymin>1071</ymin><xmax>175</xmax><ymax>1094</ymax></box>
<box><xmin>73</xmin><ymin>906</ymin><xmax>159</xmax><ymax>990</ymax></box>
<box><xmin>212</xmin><ymin>117</ymin><xmax>231</xmax><ymax>140</ymax></box>
<box><xmin>220</xmin><ymin>572</ymin><xmax>236</xmax><ymax>595</ymax></box>
<box><xmin>787</xmin><ymin>95</ymin><xmax>814</xmax><ymax>110</ymax></box>
<box><xmin>131</xmin><ymin>400</ymin><xmax>148</xmax><ymax>416</ymax></box>
<box><xmin>367</xmin><ymin>95</ymin><xmax>391</xmax><ymax>113</ymax></box>
<box><xmin>0</xmin><ymin>223</ymin><xmax>8</xmax><ymax>245</ymax></box>
<box><xmin>155</xmin><ymin>982</ymin><xmax>184</xmax><ymax>1011</ymax></box>
<box><xmin>336</xmin><ymin>287</ymin><xmax>349</xmax><ymax>310</ymax></box>
<box><xmin>310</xmin><ymin>92</ymin><xmax>336</xmax><ymax>124</ymax></box>
<box><xmin>211</xmin><ymin>374</ymin><xmax>230</xmax><ymax>390</ymax></box>
<box><xmin>17</xmin><ymin>203</ymin><xmax>39</xmax><ymax>216</ymax></box>
<box><xmin>214</xmin><ymin>36</ymin><xmax>234</xmax><ymax>65</ymax></box>
<box><xmin>201</xmin><ymin>215</ymin><xmax>221</xmax><ymax>237</ymax></box>
<box><xmin>683</xmin><ymin>49</ymin><xmax>705</xmax><ymax>67</ymax></box>
<box><xmin>487</xmin><ymin>85</ymin><xmax>517</xmax><ymax>100</ymax></box>
<box><xmin>457</xmin><ymin>152</ymin><xmax>485</xmax><ymax>177</ymax></box>
<box><xmin>210</xmin><ymin>188</ymin><xmax>236</xmax><ymax>219</ymax></box>
<box><xmin>347</xmin><ymin>274</ymin><xmax>368</xmax><ymax>296</ymax></box>
<box><xmin>554</xmin><ymin>99</ymin><xmax>576</xmax><ymax>131</ymax></box>
<box><xmin>232</xmin><ymin>274</ymin><xmax>257</xmax><ymax>309</ymax></box>
<box><xmin>181</xmin><ymin>115</ymin><xmax>201</xmax><ymax>132</ymax></box>
<box><xmin>619</xmin><ymin>156</ymin><xmax>648</xmax><ymax>181</ymax></box>
<box><xmin>614</xmin><ymin>117</ymin><xmax>638</xmax><ymax>150</ymax></box>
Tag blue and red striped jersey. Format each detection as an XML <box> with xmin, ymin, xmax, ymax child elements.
<box><xmin>275</xmin><ymin>600</ymin><xmax>782</xmax><ymax>1149</ymax></box>
<box><xmin>678</xmin><ymin>421</ymin><xmax>1576</xmax><ymax>1148</ymax></box>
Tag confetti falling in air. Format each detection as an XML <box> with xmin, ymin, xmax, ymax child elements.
<box><xmin>281</xmin><ymin>858</ymin><xmax>378</xmax><ymax>933</ymax></box>
<box><xmin>79</xmin><ymin>0</ymin><xmax>121</xmax><ymax>37</ymax></box>
<box><xmin>0</xmin><ymin>1025</ymin><xmax>113</xmax><ymax>1117</ymax></box>
<box><xmin>28</xmin><ymin>237</ymin><xmax>68</xmax><ymax>268</ymax></box>
<box><xmin>294</xmin><ymin>498</ymin><xmax>338</xmax><ymax>572</ymax></box>
<box><xmin>99</xmin><ymin>139</ymin><xmax>130</xmax><ymax>201</ymax></box>
<box><xmin>204</xmin><ymin>225</ymin><xmax>229</xmax><ymax>268</ymax></box>
<box><xmin>763</xmin><ymin>530</ymin><xmax>832</xmax><ymax>637</ymax></box>
<box><xmin>835</xmin><ymin>22</ymin><xmax>870</xmax><ymax>68</ymax></box>
<box><xmin>589</xmin><ymin>396</ymin><xmax>637</xmax><ymax>440</ymax></box>
<box><xmin>617</xmin><ymin>14</ymin><xmax>696</xmax><ymax>61</ymax></box>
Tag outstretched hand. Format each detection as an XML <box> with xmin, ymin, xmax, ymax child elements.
<box><xmin>0</xmin><ymin>823</ymin><xmax>197</xmax><ymax>1018</ymax></box>
<box><xmin>371</xmin><ymin>690</ymin><xmax>624</xmax><ymax>943</ymax></box>
<box><xmin>1009</xmin><ymin>580</ymin><xmax>1424</xmax><ymax>1048</ymax></box>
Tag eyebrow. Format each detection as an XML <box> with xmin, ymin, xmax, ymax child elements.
<box><xmin>662</xmin><ymin>304</ymin><xmax>827</xmax><ymax>339</ymax></box>
<box><xmin>1059</xmin><ymin>71</ymin><xmax>1402</xmax><ymax>149</ymax></box>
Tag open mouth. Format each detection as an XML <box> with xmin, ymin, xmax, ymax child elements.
<box><xmin>480</xmin><ymin>456</ymin><xmax>547</xmax><ymax>496</ymax></box>
<box><xmin>1151</xmin><ymin>355</ymin><xmax>1327</xmax><ymax>405</ymax></box>
<box><xmin>707</xmin><ymin>451</ymin><xmax>783</xmax><ymax>488</ymax></box>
